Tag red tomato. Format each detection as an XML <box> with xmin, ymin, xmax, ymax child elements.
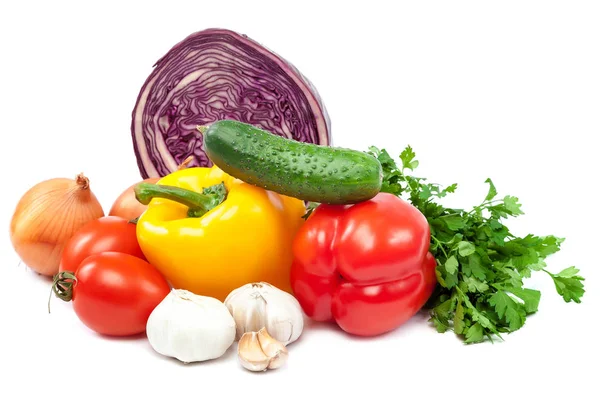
<box><xmin>59</xmin><ymin>216</ymin><xmax>145</xmax><ymax>273</ymax></box>
<box><xmin>70</xmin><ymin>252</ymin><xmax>170</xmax><ymax>336</ymax></box>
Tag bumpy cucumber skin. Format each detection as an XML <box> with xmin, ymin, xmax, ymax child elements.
<box><xmin>203</xmin><ymin>120</ymin><xmax>383</xmax><ymax>204</ymax></box>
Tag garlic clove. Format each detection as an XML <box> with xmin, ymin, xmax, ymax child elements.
<box><xmin>226</xmin><ymin>282</ymin><xmax>268</xmax><ymax>340</ymax></box>
<box><xmin>238</xmin><ymin>331</ymin><xmax>270</xmax><ymax>372</ymax></box>
<box><xmin>240</xmin><ymin>288</ymin><xmax>268</xmax><ymax>339</ymax></box>
<box><xmin>257</xmin><ymin>328</ymin><xmax>289</xmax><ymax>370</ymax></box>
<box><xmin>264</xmin><ymin>293</ymin><xmax>303</xmax><ymax>345</ymax></box>
<box><xmin>225</xmin><ymin>282</ymin><xmax>304</xmax><ymax>345</ymax></box>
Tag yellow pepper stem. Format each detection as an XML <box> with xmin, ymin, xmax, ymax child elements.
<box><xmin>134</xmin><ymin>182</ymin><xmax>227</xmax><ymax>218</ymax></box>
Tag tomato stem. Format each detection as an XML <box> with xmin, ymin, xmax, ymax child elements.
<box><xmin>48</xmin><ymin>271</ymin><xmax>77</xmax><ymax>313</ymax></box>
<box><xmin>134</xmin><ymin>182</ymin><xmax>227</xmax><ymax>218</ymax></box>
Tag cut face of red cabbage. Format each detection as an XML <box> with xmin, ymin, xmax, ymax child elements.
<box><xmin>131</xmin><ymin>28</ymin><xmax>331</xmax><ymax>178</ymax></box>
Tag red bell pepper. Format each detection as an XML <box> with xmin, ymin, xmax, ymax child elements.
<box><xmin>290</xmin><ymin>192</ymin><xmax>437</xmax><ymax>336</ymax></box>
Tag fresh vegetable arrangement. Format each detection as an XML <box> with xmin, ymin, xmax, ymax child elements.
<box><xmin>9</xmin><ymin>28</ymin><xmax>585</xmax><ymax>372</ymax></box>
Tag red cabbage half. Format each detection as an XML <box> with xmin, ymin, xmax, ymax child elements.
<box><xmin>131</xmin><ymin>28</ymin><xmax>331</xmax><ymax>178</ymax></box>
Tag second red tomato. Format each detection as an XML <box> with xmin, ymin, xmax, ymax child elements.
<box><xmin>59</xmin><ymin>216</ymin><xmax>145</xmax><ymax>273</ymax></box>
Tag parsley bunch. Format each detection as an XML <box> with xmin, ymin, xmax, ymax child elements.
<box><xmin>367</xmin><ymin>146</ymin><xmax>585</xmax><ymax>343</ymax></box>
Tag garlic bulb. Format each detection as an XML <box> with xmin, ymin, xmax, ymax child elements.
<box><xmin>224</xmin><ymin>282</ymin><xmax>304</xmax><ymax>345</ymax></box>
<box><xmin>146</xmin><ymin>289</ymin><xmax>236</xmax><ymax>363</ymax></box>
<box><xmin>238</xmin><ymin>328</ymin><xmax>288</xmax><ymax>372</ymax></box>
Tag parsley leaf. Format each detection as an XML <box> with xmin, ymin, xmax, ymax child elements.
<box><xmin>464</xmin><ymin>276</ymin><xmax>489</xmax><ymax>293</ymax></box>
<box><xmin>400</xmin><ymin>145</ymin><xmax>419</xmax><ymax>170</ymax></box>
<box><xmin>367</xmin><ymin>145</ymin><xmax>585</xmax><ymax>343</ymax></box>
<box><xmin>488</xmin><ymin>290</ymin><xmax>526</xmax><ymax>331</ymax></box>
<box><xmin>457</xmin><ymin>241</ymin><xmax>476</xmax><ymax>257</ymax></box>
<box><xmin>502</xmin><ymin>195</ymin><xmax>524</xmax><ymax>216</ymax></box>
<box><xmin>544</xmin><ymin>267</ymin><xmax>585</xmax><ymax>303</ymax></box>
<box><xmin>441</xmin><ymin>215</ymin><xmax>466</xmax><ymax>231</ymax></box>
<box><xmin>429</xmin><ymin>296</ymin><xmax>455</xmax><ymax>333</ymax></box>
<box><xmin>484</xmin><ymin>178</ymin><xmax>497</xmax><ymax>201</ymax></box>
<box><xmin>463</xmin><ymin>254</ymin><xmax>487</xmax><ymax>281</ymax></box>
<box><xmin>454</xmin><ymin>300</ymin><xmax>466</xmax><ymax>334</ymax></box>
<box><xmin>445</xmin><ymin>256</ymin><xmax>459</xmax><ymax>274</ymax></box>
<box><xmin>503</xmin><ymin>286</ymin><xmax>541</xmax><ymax>314</ymax></box>
<box><xmin>465</xmin><ymin>323</ymin><xmax>484</xmax><ymax>343</ymax></box>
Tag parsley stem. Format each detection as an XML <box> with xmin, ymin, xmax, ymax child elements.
<box><xmin>431</xmin><ymin>235</ymin><xmax>449</xmax><ymax>258</ymax></box>
<box><xmin>469</xmin><ymin>199</ymin><xmax>503</xmax><ymax>215</ymax></box>
<box><xmin>442</xmin><ymin>212</ymin><xmax>461</xmax><ymax>217</ymax></box>
<box><xmin>401</xmin><ymin>168</ymin><xmax>417</xmax><ymax>193</ymax></box>
<box><xmin>541</xmin><ymin>269</ymin><xmax>555</xmax><ymax>278</ymax></box>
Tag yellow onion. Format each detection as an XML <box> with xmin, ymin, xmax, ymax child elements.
<box><xmin>109</xmin><ymin>156</ymin><xmax>193</xmax><ymax>221</ymax></box>
<box><xmin>109</xmin><ymin>177</ymin><xmax>159</xmax><ymax>221</ymax></box>
<box><xmin>10</xmin><ymin>173</ymin><xmax>104</xmax><ymax>276</ymax></box>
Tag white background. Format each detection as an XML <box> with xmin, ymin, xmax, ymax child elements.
<box><xmin>1</xmin><ymin>1</ymin><xmax>598</xmax><ymax>399</ymax></box>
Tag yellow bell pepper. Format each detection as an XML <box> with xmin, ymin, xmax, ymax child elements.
<box><xmin>134</xmin><ymin>165</ymin><xmax>306</xmax><ymax>301</ymax></box>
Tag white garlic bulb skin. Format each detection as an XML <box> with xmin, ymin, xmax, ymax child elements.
<box><xmin>146</xmin><ymin>289</ymin><xmax>236</xmax><ymax>363</ymax></box>
<box><xmin>224</xmin><ymin>282</ymin><xmax>304</xmax><ymax>345</ymax></box>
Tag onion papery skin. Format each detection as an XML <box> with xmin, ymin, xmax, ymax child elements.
<box><xmin>109</xmin><ymin>178</ymin><xmax>159</xmax><ymax>221</ymax></box>
<box><xmin>9</xmin><ymin>175</ymin><xmax>104</xmax><ymax>276</ymax></box>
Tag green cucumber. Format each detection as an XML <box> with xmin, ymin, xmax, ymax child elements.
<box><xmin>200</xmin><ymin>120</ymin><xmax>383</xmax><ymax>204</ymax></box>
